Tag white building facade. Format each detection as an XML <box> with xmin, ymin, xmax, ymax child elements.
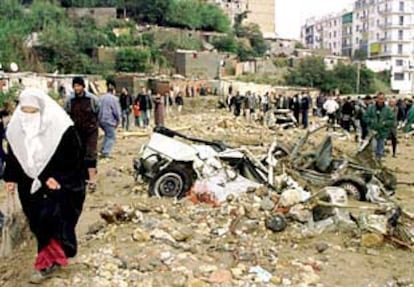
<box><xmin>301</xmin><ymin>0</ymin><xmax>414</xmax><ymax>93</ymax></box>
<box><xmin>301</xmin><ymin>13</ymin><xmax>345</xmax><ymax>55</ymax></box>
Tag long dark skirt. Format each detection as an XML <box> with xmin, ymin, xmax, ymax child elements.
<box><xmin>18</xmin><ymin>184</ymin><xmax>85</xmax><ymax>257</ymax></box>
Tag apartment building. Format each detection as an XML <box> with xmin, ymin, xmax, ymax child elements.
<box><xmin>301</xmin><ymin>12</ymin><xmax>347</xmax><ymax>55</ymax></box>
<box><xmin>342</xmin><ymin>12</ymin><xmax>354</xmax><ymax>57</ymax></box>
<box><xmin>302</xmin><ymin>0</ymin><xmax>414</xmax><ymax>93</ymax></box>
<box><xmin>210</xmin><ymin>0</ymin><xmax>276</xmax><ymax>37</ymax></box>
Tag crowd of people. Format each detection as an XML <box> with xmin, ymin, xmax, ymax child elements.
<box><xmin>226</xmin><ymin>86</ymin><xmax>414</xmax><ymax>161</ymax></box>
<box><xmin>226</xmin><ymin>87</ymin><xmax>313</xmax><ymax>129</ymax></box>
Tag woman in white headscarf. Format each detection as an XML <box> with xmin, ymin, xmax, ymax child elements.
<box><xmin>3</xmin><ymin>88</ymin><xmax>86</xmax><ymax>284</ymax></box>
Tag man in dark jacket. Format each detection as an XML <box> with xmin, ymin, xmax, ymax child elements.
<box><xmin>364</xmin><ymin>92</ymin><xmax>395</xmax><ymax>160</ymax></box>
<box><xmin>64</xmin><ymin>77</ymin><xmax>100</xmax><ymax>192</ymax></box>
<box><xmin>301</xmin><ymin>92</ymin><xmax>310</xmax><ymax>129</ymax></box>
<box><xmin>120</xmin><ymin>87</ymin><xmax>133</xmax><ymax>131</ymax></box>
<box><xmin>137</xmin><ymin>87</ymin><xmax>152</xmax><ymax>129</ymax></box>
<box><xmin>341</xmin><ymin>96</ymin><xmax>354</xmax><ymax>132</ymax></box>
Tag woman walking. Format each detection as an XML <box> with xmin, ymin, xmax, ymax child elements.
<box><xmin>153</xmin><ymin>93</ymin><xmax>165</xmax><ymax>127</ymax></box>
<box><xmin>4</xmin><ymin>88</ymin><xmax>86</xmax><ymax>284</ymax></box>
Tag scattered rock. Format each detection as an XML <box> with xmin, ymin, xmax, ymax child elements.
<box><xmin>208</xmin><ymin>269</ymin><xmax>233</xmax><ymax>284</ymax></box>
<box><xmin>315</xmin><ymin>242</ymin><xmax>329</xmax><ymax>254</ymax></box>
<box><xmin>360</xmin><ymin>233</ymin><xmax>384</xmax><ymax>248</ymax></box>
<box><xmin>150</xmin><ymin>229</ymin><xmax>176</xmax><ymax>243</ymax></box>
<box><xmin>265</xmin><ymin>214</ymin><xmax>287</xmax><ymax>233</ymax></box>
<box><xmin>171</xmin><ymin>227</ymin><xmax>194</xmax><ymax>242</ymax></box>
<box><xmin>260</xmin><ymin>197</ymin><xmax>275</xmax><ymax>211</ymax></box>
<box><xmin>278</xmin><ymin>189</ymin><xmax>303</xmax><ymax>207</ymax></box>
<box><xmin>132</xmin><ymin>228</ymin><xmax>150</xmax><ymax>242</ymax></box>
<box><xmin>187</xmin><ymin>278</ymin><xmax>209</xmax><ymax>287</ymax></box>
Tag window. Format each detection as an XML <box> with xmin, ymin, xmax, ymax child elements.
<box><xmin>398</xmin><ymin>44</ymin><xmax>403</xmax><ymax>54</ymax></box>
<box><xmin>399</xmin><ymin>30</ymin><xmax>404</xmax><ymax>40</ymax></box>
<box><xmin>394</xmin><ymin>73</ymin><xmax>405</xmax><ymax>81</ymax></box>
<box><xmin>400</xmin><ymin>16</ymin><xmax>404</xmax><ymax>25</ymax></box>
<box><xmin>384</xmin><ymin>44</ymin><xmax>388</xmax><ymax>52</ymax></box>
<box><xmin>334</xmin><ymin>31</ymin><xmax>337</xmax><ymax>37</ymax></box>
<box><xmin>396</xmin><ymin>59</ymin><xmax>404</xmax><ymax>66</ymax></box>
<box><xmin>400</xmin><ymin>1</ymin><xmax>405</xmax><ymax>12</ymax></box>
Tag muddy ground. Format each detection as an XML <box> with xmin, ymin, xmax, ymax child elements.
<box><xmin>0</xmin><ymin>97</ymin><xmax>414</xmax><ymax>287</ymax></box>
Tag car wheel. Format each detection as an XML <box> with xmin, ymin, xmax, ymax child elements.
<box><xmin>149</xmin><ymin>164</ymin><xmax>194</xmax><ymax>199</ymax></box>
<box><xmin>339</xmin><ymin>181</ymin><xmax>366</xmax><ymax>201</ymax></box>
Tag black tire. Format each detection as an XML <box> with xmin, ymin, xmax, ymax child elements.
<box><xmin>334</xmin><ymin>180</ymin><xmax>367</xmax><ymax>201</ymax></box>
<box><xmin>149</xmin><ymin>164</ymin><xmax>195</xmax><ymax>199</ymax></box>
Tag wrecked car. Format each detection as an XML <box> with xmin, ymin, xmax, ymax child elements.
<box><xmin>134</xmin><ymin>127</ymin><xmax>277</xmax><ymax>200</ymax></box>
<box><xmin>272</xmin><ymin>125</ymin><xmax>397</xmax><ymax>201</ymax></box>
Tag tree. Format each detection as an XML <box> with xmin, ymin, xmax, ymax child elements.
<box><xmin>294</xmin><ymin>42</ymin><xmax>305</xmax><ymax>49</ymax></box>
<box><xmin>353</xmin><ymin>48</ymin><xmax>368</xmax><ymax>61</ymax></box>
<box><xmin>167</xmin><ymin>0</ymin><xmax>201</xmax><ymax>30</ymax></box>
<box><xmin>127</xmin><ymin>0</ymin><xmax>172</xmax><ymax>25</ymax></box>
<box><xmin>199</xmin><ymin>4</ymin><xmax>230</xmax><ymax>32</ymax></box>
<box><xmin>244</xmin><ymin>24</ymin><xmax>268</xmax><ymax>57</ymax></box>
<box><xmin>286</xmin><ymin>56</ymin><xmax>327</xmax><ymax>88</ymax></box>
<box><xmin>29</xmin><ymin>0</ymin><xmax>66</xmax><ymax>32</ymax></box>
<box><xmin>115</xmin><ymin>48</ymin><xmax>150</xmax><ymax>72</ymax></box>
<box><xmin>333</xmin><ymin>63</ymin><xmax>357</xmax><ymax>94</ymax></box>
<box><xmin>212</xmin><ymin>35</ymin><xmax>238</xmax><ymax>53</ymax></box>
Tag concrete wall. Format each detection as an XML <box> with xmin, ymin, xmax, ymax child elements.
<box><xmin>174</xmin><ymin>52</ymin><xmax>222</xmax><ymax>79</ymax></box>
<box><xmin>66</xmin><ymin>7</ymin><xmax>116</xmax><ymax>27</ymax></box>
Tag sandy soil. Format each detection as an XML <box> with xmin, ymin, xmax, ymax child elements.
<box><xmin>0</xmin><ymin>97</ymin><xmax>413</xmax><ymax>287</ymax></box>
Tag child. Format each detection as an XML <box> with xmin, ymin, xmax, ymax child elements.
<box><xmin>133</xmin><ymin>100</ymin><xmax>141</xmax><ymax>128</ymax></box>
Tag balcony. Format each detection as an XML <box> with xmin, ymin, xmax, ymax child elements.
<box><xmin>379</xmin><ymin>22</ymin><xmax>411</xmax><ymax>30</ymax></box>
<box><xmin>379</xmin><ymin>8</ymin><xmax>411</xmax><ymax>15</ymax></box>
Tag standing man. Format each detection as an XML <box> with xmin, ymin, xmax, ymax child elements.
<box><xmin>323</xmin><ymin>95</ymin><xmax>340</xmax><ymax>131</ymax></box>
<box><xmin>388</xmin><ymin>98</ymin><xmax>399</xmax><ymax>157</ymax></box>
<box><xmin>64</xmin><ymin>77</ymin><xmax>100</xmax><ymax>192</ymax></box>
<box><xmin>404</xmin><ymin>99</ymin><xmax>414</xmax><ymax>134</ymax></box>
<box><xmin>364</xmin><ymin>92</ymin><xmax>395</xmax><ymax>160</ymax></box>
<box><xmin>137</xmin><ymin>86</ymin><xmax>152</xmax><ymax>130</ymax></box>
<box><xmin>292</xmin><ymin>94</ymin><xmax>301</xmax><ymax>124</ymax></box>
<box><xmin>301</xmin><ymin>92</ymin><xmax>310</xmax><ymax>129</ymax></box>
<box><xmin>120</xmin><ymin>87</ymin><xmax>133</xmax><ymax>131</ymax></box>
<box><xmin>175</xmin><ymin>92</ymin><xmax>184</xmax><ymax>113</ymax></box>
<box><xmin>341</xmin><ymin>96</ymin><xmax>354</xmax><ymax>132</ymax></box>
<box><xmin>98</xmin><ymin>80</ymin><xmax>121</xmax><ymax>159</ymax></box>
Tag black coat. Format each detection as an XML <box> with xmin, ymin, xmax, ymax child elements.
<box><xmin>4</xmin><ymin>126</ymin><xmax>86</xmax><ymax>257</ymax></box>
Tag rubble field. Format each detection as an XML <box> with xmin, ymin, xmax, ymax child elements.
<box><xmin>1</xmin><ymin>97</ymin><xmax>414</xmax><ymax>287</ymax></box>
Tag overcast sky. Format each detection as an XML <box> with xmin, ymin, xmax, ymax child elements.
<box><xmin>276</xmin><ymin>0</ymin><xmax>354</xmax><ymax>39</ymax></box>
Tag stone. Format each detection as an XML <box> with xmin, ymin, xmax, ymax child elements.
<box><xmin>278</xmin><ymin>189</ymin><xmax>303</xmax><ymax>207</ymax></box>
<box><xmin>315</xmin><ymin>242</ymin><xmax>329</xmax><ymax>254</ymax></box>
<box><xmin>171</xmin><ymin>227</ymin><xmax>194</xmax><ymax>242</ymax></box>
<box><xmin>160</xmin><ymin>252</ymin><xmax>175</xmax><ymax>265</ymax></box>
<box><xmin>360</xmin><ymin>233</ymin><xmax>384</xmax><ymax>248</ymax></box>
<box><xmin>132</xmin><ymin>228</ymin><xmax>150</xmax><ymax>242</ymax></box>
<box><xmin>365</xmin><ymin>248</ymin><xmax>380</xmax><ymax>256</ymax></box>
<box><xmin>198</xmin><ymin>265</ymin><xmax>218</xmax><ymax>275</ymax></box>
<box><xmin>208</xmin><ymin>269</ymin><xmax>233</xmax><ymax>284</ymax></box>
<box><xmin>260</xmin><ymin>197</ymin><xmax>275</xmax><ymax>211</ymax></box>
<box><xmin>150</xmin><ymin>229</ymin><xmax>176</xmax><ymax>243</ymax></box>
<box><xmin>300</xmin><ymin>265</ymin><xmax>320</xmax><ymax>285</ymax></box>
<box><xmin>271</xmin><ymin>276</ymin><xmax>283</xmax><ymax>284</ymax></box>
<box><xmin>87</xmin><ymin>221</ymin><xmax>106</xmax><ymax>235</ymax></box>
<box><xmin>187</xmin><ymin>278</ymin><xmax>210</xmax><ymax>287</ymax></box>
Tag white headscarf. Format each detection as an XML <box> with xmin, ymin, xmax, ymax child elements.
<box><xmin>6</xmin><ymin>88</ymin><xmax>74</xmax><ymax>194</ymax></box>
